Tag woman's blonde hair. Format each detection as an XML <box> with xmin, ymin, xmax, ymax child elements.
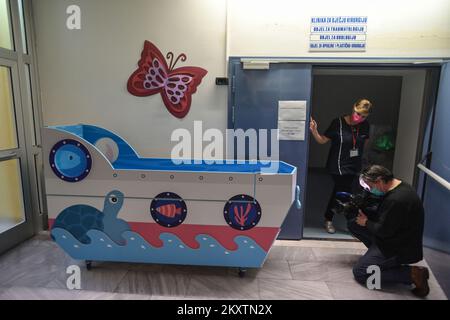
<box><xmin>353</xmin><ymin>98</ymin><xmax>372</xmax><ymax>116</ymax></box>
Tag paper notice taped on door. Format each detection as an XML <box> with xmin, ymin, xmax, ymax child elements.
<box><xmin>278</xmin><ymin>120</ymin><xmax>306</xmax><ymax>141</ymax></box>
<box><xmin>278</xmin><ymin>101</ymin><xmax>307</xmax><ymax>121</ymax></box>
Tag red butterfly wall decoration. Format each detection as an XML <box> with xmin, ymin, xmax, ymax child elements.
<box><xmin>127</xmin><ymin>41</ymin><xmax>207</xmax><ymax>119</ymax></box>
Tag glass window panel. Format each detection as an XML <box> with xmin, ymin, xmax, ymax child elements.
<box><xmin>0</xmin><ymin>159</ymin><xmax>25</xmax><ymax>234</ymax></box>
<box><xmin>17</xmin><ymin>0</ymin><xmax>27</xmax><ymax>54</ymax></box>
<box><xmin>0</xmin><ymin>0</ymin><xmax>14</xmax><ymax>50</ymax></box>
<box><xmin>0</xmin><ymin>66</ymin><xmax>19</xmax><ymax>151</ymax></box>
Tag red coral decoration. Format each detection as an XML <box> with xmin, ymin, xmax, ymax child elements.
<box><xmin>234</xmin><ymin>203</ymin><xmax>252</xmax><ymax>227</ymax></box>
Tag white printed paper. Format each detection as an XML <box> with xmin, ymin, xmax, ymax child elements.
<box><xmin>278</xmin><ymin>120</ymin><xmax>306</xmax><ymax>141</ymax></box>
<box><xmin>278</xmin><ymin>101</ymin><xmax>307</xmax><ymax>121</ymax></box>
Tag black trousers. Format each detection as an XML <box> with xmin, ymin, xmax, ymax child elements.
<box><xmin>347</xmin><ymin>221</ymin><xmax>413</xmax><ymax>286</ymax></box>
<box><xmin>324</xmin><ymin>174</ymin><xmax>355</xmax><ymax>221</ymax></box>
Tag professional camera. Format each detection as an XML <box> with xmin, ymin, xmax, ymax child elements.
<box><xmin>333</xmin><ymin>191</ymin><xmax>382</xmax><ymax>220</ymax></box>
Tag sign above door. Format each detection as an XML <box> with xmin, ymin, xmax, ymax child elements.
<box><xmin>309</xmin><ymin>16</ymin><xmax>368</xmax><ymax>52</ymax></box>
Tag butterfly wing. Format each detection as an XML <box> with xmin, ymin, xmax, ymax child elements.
<box><xmin>161</xmin><ymin>66</ymin><xmax>207</xmax><ymax>118</ymax></box>
<box><xmin>127</xmin><ymin>41</ymin><xmax>170</xmax><ymax>96</ymax></box>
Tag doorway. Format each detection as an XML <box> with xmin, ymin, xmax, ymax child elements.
<box><xmin>304</xmin><ymin>67</ymin><xmax>435</xmax><ymax>240</ymax></box>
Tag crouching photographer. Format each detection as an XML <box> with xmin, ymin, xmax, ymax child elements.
<box><xmin>346</xmin><ymin>165</ymin><xmax>430</xmax><ymax>297</ymax></box>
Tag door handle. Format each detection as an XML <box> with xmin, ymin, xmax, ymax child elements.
<box><xmin>295</xmin><ymin>185</ymin><xmax>302</xmax><ymax>209</ymax></box>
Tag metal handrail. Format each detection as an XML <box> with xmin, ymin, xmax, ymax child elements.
<box><xmin>417</xmin><ymin>163</ymin><xmax>450</xmax><ymax>192</ymax></box>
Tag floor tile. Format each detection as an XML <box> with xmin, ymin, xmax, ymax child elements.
<box><xmin>186</xmin><ymin>275</ymin><xmax>259</xmax><ymax>300</ymax></box>
<box><xmin>274</xmin><ymin>239</ymin><xmax>366</xmax><ymax>249</ymax></box>
<box><xmin>114</xmin><ymin>269</ymin><xmax>190</xmax><ymax>296</ymax></box>
<box><xmin>266</xmin><ymin>246</ymin><xmax>316</xmax><ymax>262</ymax></box>
<box><xmin>424</xmin><ymin>247</ymin><xmax>450</xmax><ymax>298</ymax></box>
<box><xmin>0</xmin><ymin>286</ymin><xmax>152</xmax><ymax>300</ymax></box>
<box><xmin>231</xmin><ymin>260</ymin><xmax>293</xmax><ymax>280</ymax></box>
<box><xmin>59</xmin><ymin>266</ymin><xmax>128</xmax><ymax>292</ymax></box>
<box><xmin>0</xmin><ymin>286</ymin><xmax>80</xmax><ymax>300</ymax></box>
<box><xmin>288</xmin><ymin>261</ymin><xmax>355</xmax><ymax>283</ymax></box>
<box><xmin>326</xmin><ymin>281</ymin><xmax>385</xmax><ymax>300</ymax></box>
<box><xmin>163</xmin><ymin>264</ymin><xmax>231</xmax><ymax>277</ymax></box>
<box><xmin>21</xmin><ymin>263</ymin><xmax>130</xmax><ymax>292</ymax></box>
<box><xmin>0</xmin><ymin>263</ymin><xmax>64</xmax><ymax>288</ymax></box>
<box><xmin>312</xmin><ymin>247</ymin><xmax>365</xmax><ymax>263</ymax></box>
<box><xmin>259</xmin><ymin>279</ymin><xmax>333</xmax><ymax>300</ymax></box>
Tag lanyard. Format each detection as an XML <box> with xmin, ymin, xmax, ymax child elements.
<box><xmin>351</xmin><ymin>125</ymin><xmax>360</xmax><ymax>149</ymax></box>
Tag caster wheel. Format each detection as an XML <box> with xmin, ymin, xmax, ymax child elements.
<box><xmin>238</xmin><ymin>268</ymin><xmax>247</xmax><ymax>278</ymax></box>
<box><xmin>86</xmin><ymin>260</ymin><xmax>92</xmax><ymax>271</ymax></box>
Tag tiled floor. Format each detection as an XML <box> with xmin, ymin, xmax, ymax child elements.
<box><xmin>423</xmin><ymin>247</ymin><xmax>450</xmax><ymax>299</ymax></box>
<box><xmin>303</xmin><ymin>227</ymin><xmax>354</xmax><ymax>240</ymax></box>
<box><xmin>0</xmin><ymin>232</ymin><xmax>447</xmax><ymax>300</ymax></box>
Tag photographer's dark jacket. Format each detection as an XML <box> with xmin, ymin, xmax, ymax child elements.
<box><xmin>366</xmin><ymin>182</ymin><xmax>424</xmax><ymax>264</ymax></box>
<box><xmin>324</xmin><ymin>117</ymin><xmax>370</xmax><ymax>176</ymax></box>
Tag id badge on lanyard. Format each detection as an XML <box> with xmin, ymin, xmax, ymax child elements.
<box><xmin>350</xmin><ymin>126</ymin><xmax>360</xmax><ymax>158</ymax></box>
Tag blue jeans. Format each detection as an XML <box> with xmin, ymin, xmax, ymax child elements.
<box><xmin>325</xmin><ymin>174</ymin><xmax>355</xmax><ymax>221</ymax></box>
<box><xmin>347</xmin><ymin>221</ymin><xmax>413</xmax><ymax>286</ymax></box>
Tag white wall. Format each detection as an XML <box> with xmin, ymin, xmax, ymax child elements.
<box><xmin>32</xmin><ymin>0</ymin><xmax>450</xmax><ymax>158</ymax></box>
<box><xmin>32</xmin><ymin>0</ymin><xmax>227</xmax><ymax>157</ymax></box>
<box><xmin>228</xmin><ymin>0</ymin><xmax>450</xmax><ymax>57</ymax></box>
<box><xmin>393</xmin><ymin>70</ymin><xmax>426</xmax><ymax>184</ymax></box>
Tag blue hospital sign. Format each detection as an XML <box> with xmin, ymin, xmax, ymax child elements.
<box><xmin>309</xmin><ymin>16</ymin><xmax>367</xmax><ymax>52</ymax></box>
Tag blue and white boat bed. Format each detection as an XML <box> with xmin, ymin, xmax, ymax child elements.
<box><xmin>43</xmin><ymin>124</ymin><xmax>298</xmax><ymax>273</ymax></box>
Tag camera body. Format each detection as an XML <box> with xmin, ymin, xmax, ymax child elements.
<box><xmin>334</xmin><ymin>191</ymin><xmax>381</xmax><ymax>220</ymax></box>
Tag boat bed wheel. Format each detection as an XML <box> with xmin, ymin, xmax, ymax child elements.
<box><xmin>238</xmin><ymin>268</ymin><xmax>247</xmax><ymax>278</ymax></box>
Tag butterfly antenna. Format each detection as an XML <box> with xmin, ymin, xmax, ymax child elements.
<box><xmin>172</xmin><ymin>53</ymin><xmax>187</xmax><ymax>70</ymax></box>
<box><xmin>166</xmin><ymin>52</ymin><xmax>175</xmax><ymax>70</ymax></box>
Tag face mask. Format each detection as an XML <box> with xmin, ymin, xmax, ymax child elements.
<box><xmin>370</xmin><ymin>187</ymin><xmax>385</xmax><ymax>197</ymax></box>
<box><xmin>352</xmin><ymin>112</ymin><xmax>365</xmax><ymax>124</ymax></box>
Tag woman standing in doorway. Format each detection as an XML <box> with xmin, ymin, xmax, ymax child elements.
<box><xmin>310</xmin><ymin>98</ymin><xmax>372</xmax><ymax>234</ymax></box>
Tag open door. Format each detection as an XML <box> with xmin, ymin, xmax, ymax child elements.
<box><xmin>420</xmin><ymin>62</ymin><xmax>450</xmax><ymax>253</ymax></box>
<box><xmin>228</xmin><ymin>59</ymin><xmax>312</xmax><ymax>239</ymax></box>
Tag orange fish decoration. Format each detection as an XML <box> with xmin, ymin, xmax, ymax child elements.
<box><xmin>156</xmin><ymin>204</ymin><xmax>182</xmax><ymax>218</ymax></box>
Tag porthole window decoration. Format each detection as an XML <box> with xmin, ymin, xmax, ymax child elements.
<box><xmin>94</xmin><ymin>137</ymin><xmax>119</xmax><ymax>164</ymax></box>
<box><xmin>223</xmin><ymin>194</ymin><xmax>262</xmax><ymax>231</ymax></box>
<box><xmin>150</xmin><ymin>192</ymin><xmax>187</xmax><ymax>228</ymax></box>
<box><xmin>49</xmin><ymin>139</ymin><xmax>92</xmax><ymax>182</ymax></box>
